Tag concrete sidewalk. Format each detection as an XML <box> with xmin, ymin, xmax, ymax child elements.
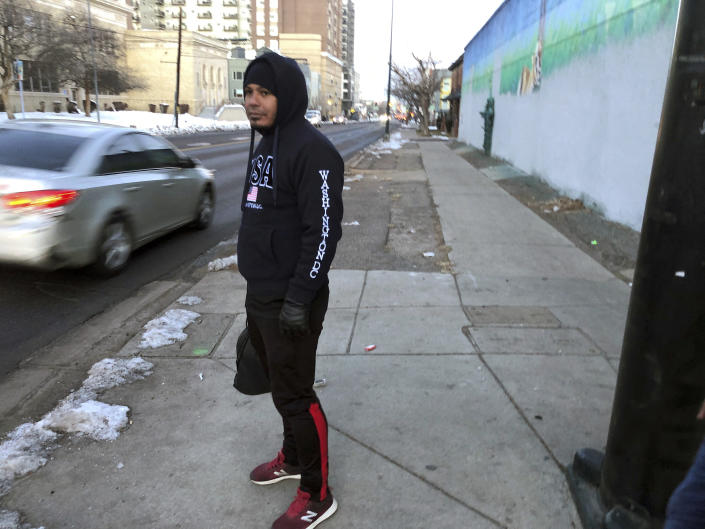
<box><xmin>0</xmin><ymin>128</ymin><xmax>630</xmax><ymax>528</ymax></box>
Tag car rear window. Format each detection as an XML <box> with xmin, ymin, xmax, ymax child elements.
<box><xmin>0</xmin><ymin>129</ymin><xmax>88</xmax><ymax>171</ymax></box>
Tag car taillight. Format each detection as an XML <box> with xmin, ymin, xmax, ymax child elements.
<box><xmin>2</xmin><ymin>190</ymin><xmax>79</xmax><ymax>210</ymax></box>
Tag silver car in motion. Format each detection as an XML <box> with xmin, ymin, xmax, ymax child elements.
<box><xmin>0</xmin><ymin>120</ymin><xmax>215</xmax><ymax>275</ymax></box>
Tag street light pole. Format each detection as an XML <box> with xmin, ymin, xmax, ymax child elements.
<box><xmin>384</xmin><ymin>0</ymin><xmax>394</xmax><ymax>140</ymax></box>
<box><xmin>569</xmin><ymin>1</ymin><xmax>705</xmax><ymax>526</ymax></box>
<box><xmin>174</xmin><ymin>8</ymin><xmax>183</xmax><ymax>128</ymax></box>
<box><xmin>86</xmin><ymin>0</ymin><xmax>101</xmax><ymax>123</ymax></box>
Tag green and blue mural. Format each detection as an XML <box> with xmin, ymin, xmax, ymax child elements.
<box><xmin>463</xmin><ymin>0</ymin><xmax>678</xmax><ymax>97</ymax></box>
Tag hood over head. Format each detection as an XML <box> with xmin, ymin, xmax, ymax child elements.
<box><xmin>243</xmin><ymin>52</ymin><xmax>308</xmax><ymax>128</ymax></box>
<box><xmin>241</xmin><ymin>52</ymin><xmax>310</xmax><ymax>208</ymax></box>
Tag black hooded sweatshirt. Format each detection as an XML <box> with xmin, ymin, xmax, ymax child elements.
<box><xmin>237</xmin><ymin>53</ymin><xmax>344</xmax><ymax>305</ymax></box>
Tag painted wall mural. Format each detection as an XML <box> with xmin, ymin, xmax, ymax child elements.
<box><xmin>464</xmin><ymin>0</ymin><xmax>677</xmax><ymax>98</ymax></box>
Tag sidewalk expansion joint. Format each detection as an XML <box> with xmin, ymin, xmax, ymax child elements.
<box><xmin>345</xmin><ymin>270</ymin><xmax>368</xmax><ymax>354</ymax></box>
<box><xmin>476</xmin><ymin>352</ymin><xmax>565</xmax><ymax>473</ymax></box>
<box><xmin>328</xmin><ymin>423</ymin><xmax>507</xmax><ymax>528</ymax></box>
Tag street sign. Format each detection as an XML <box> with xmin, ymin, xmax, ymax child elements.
<box><xmin>14</xmin><ymin>60</ymin><xmax>23</xmax><ymax>81</ymax></box>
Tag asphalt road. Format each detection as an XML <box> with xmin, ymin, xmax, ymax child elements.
<box><xmin>0</xmin><ymin>121</ymin><xmax>388</xmax><ymax>378</ymax></box>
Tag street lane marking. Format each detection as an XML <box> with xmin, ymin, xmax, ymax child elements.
<box><xmin>187</xmin><ymin>142</ymin><xmax>212</xmax><ymax>147</ymax></box>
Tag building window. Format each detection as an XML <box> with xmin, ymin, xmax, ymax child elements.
<box><xmin>235</xmin><ymin>71</ymin><xmax>242</xmax><ymax>80</ymax></box>
<box><xmin>16</xmin><ymin>61</ymin><xmax>59</xmax><ymax>93</ymax></box>
<box><xmin>256</xmin><ymin>24</ymin><xmax>264</xmax><ymax>36</ymax></box>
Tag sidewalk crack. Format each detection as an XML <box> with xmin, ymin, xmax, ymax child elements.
<box><xmin>329</xmin><ymin>423</ymin><xmax>507</xmax><ymax>528</ymax></box>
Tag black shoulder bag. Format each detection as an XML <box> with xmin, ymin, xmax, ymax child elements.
<box><xmin>233</xmin><ymin>325</ymin><xmax>271</xmax><ymax>395</ymax></box>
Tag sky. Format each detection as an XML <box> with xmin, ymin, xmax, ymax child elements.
<box><xmin>353</xmin><ymin>0</ymin><xmax>506</xmax><ymax>101</ymax></box>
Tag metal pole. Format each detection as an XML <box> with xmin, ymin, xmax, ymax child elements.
<box><xmin>174</xmin><ymin>8</ymin><xmax>183</xmax><ymax>128</ymax></box>
<box><xmin>599</xmin><ymin>0</ymin><xmax>705</xmax><ymax>519</ymax></box>
<box><xmin>86</xmin><ymin>0</ymin><xmax>101</xmax><ymax>122</ymax></box>
<box><xmin>15</xmin><ymin>60</ymin><xmax>25</xmax><ymax>118</ymax></box>
<box><xmin>565</xmin><ymin>2</ymin><xmax>705</xmax><ymax>526</ymax></box>
<box><xmin>384</xmin><ymin>0</ymin><xmax>393</xmax><ymax>140</ymax></box>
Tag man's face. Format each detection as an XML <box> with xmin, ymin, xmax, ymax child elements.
<box><xmin>244</xmin><ymin>83</ymin><xmax>277</xmax><ymax>129</ymax></box>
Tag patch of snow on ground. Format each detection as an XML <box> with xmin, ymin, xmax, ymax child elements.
<box><xmin>368</xmin><ymin>131</ymin><xmax>407</xmax><ymax>152</ymax></box>
<box><xmin>178</xmin><ymin>295</ymin><xmax>203</xmax><ymax>306</ymax></box>
<box><xmin>42</xmin><ymin>400</ymin><xmax>130</xmax><ymax>442</ymax></box>
<box><xmin>139</xmin><ymin>309</ymin><xmax>200</xmax><ymax>349</ymax></box>
<box><xmin>0</xmin><ymin>510</ymin><xmax>43</xmax><ymax>529</ymax></box>
<box><xmin>0</xmin><ymin>358</ymin><xmax>152</xmax><ymax>500</ymax></box>
<box><xmin>0</xmin><ymin>110</ymin><xmax>250</xmax><ymax>136</ymax></box>
<box><xmin>208</xmin><ymin>254</ymin><xmax>238</xmax><ymax>272</ymax></box>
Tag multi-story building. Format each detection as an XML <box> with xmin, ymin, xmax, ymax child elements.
<box><xmin>341</xmin><ymin>0</ymin><xmax>355</xmax><ymax>115</ymax></box>
<box><xmin>278</xmin><ymin>0</ymin><xmax>344</xmax><ymax>118</ymax></box>
<box><xmin>2</xmin><ymin>0</ymin><xmax>135</xmax><ymax>114</ymax></box>
<box><xmin>228</xmin><ymin>46</ymin><xmax>249</xmax><ymax>101</ymax></box>
<box><xmin>124</xmin><ymin>29</ymin><xmax>230</xmax><ymax>113</ymax></box>
<box><xmin>136</xmin><ymin>0</ymin><xmax>252</xmax><ymax>46</ymax></box>
<box><xmin>280</xmin><ymin>0</ymin><xmax>341</xmax><ymax>57</ymax></box>
<box><xmin>249</xmin><ymin>0</ymin><xmax>280</xmax><ymax>52</ymax></box>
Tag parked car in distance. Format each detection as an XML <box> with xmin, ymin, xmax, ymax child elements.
<box><xmin>0</xmin><ymin>120</ymin><xmax>215</xmax><ymax>276</ymax></box>
<box><xmin>215</xmin><ymin>104</ymin><xmax>247</xmax><ymax>122</ymax></box>
<box><xmin>305</xmin><ymin>109</ymin><xmax>322</xmax><ymax>127</ymax></box>
<box><xmin>331</xmin><ymin>115</ymin><xmax>347</xmax><ymax>124</ymax></box>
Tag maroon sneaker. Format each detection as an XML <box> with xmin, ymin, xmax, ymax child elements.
<box><xmin>250</xmin><ymin>451</ymin><xmax>301</xmax><ymax>485</ymax></box>
<box><xmin>271</xmin><ymin>488</ymin><xmax>338</xmax><ymax>529</ymax></box>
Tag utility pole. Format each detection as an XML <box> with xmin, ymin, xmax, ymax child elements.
<box><xmin>174</xmin><ymin>8</ymin><xmax>183</xmax><ymax>128</ymax></box>
<box><xmin>384</xmin><ymin>0</ymin><xmax>393</xmax><ymax>140</ymax></box>
<box><xmin>86</xmin><ymin>0</ymin><xmax>100</xmax><ymax>123</ymax></box>
<box><xmin>569</xmin><ymin>1</ymin><xmax>705</xmax><ymax>527</ymax></box>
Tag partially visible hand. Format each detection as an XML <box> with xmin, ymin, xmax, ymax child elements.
<box><xmin>698</xmin><ymin>398</ymin><xmax>705</xmax><ymax>421</ymax></box>
<box><xmin>279</xmin><ymin>299</ymin><xmax>311</xmax><ymax>338</ymax></box>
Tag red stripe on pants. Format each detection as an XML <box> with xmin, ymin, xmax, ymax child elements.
<box><xmin>309</xmin><ymin>402</ymin><xmax>328</xmax><ymax>501</ymax></box>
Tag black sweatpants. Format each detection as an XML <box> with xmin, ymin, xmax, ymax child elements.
<box><xmin>245</xmin><ymin>285</ymin><xmax>330</xmax><ymax>502</ymax></box>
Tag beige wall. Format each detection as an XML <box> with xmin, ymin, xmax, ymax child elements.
<box><xmin>123</xmin><ymin>30</ymin><xmax>229</xmax><ymax>115</ymax></box>
<box><xmin>279</xmin><ymin>33</ymin><xmax>343</xmax><ymax>118</ymax></box>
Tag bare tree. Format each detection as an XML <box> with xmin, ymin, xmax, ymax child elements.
<box><xmin>0</xmin><ymin>0</ymin><xmax>52</xmax><ymax>118</ymax></box>
<box><xmin>391</xmin><ymin>53</ymin><xmax>441</xmax><ymax>136</ymax></box>
<box><xmin>47</xmin><ymin>11</ymin><xmax>141</xmax><ymax>116</ymax></box>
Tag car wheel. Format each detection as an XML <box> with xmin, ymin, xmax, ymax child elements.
<box><xmin>193</xmin><ymin>188</ymin><xmax>214</xmax><ymax>230</ymax></box>
<box><xmin>93</xmin><ymin>217</ymin><xmax>132</xmax><ymax>276</ymax></box>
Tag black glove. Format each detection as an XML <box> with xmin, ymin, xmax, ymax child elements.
<box><xmin>279</xmin><ymin>298</ymin><xmax>311</xmax><ymax>338</ymax></box>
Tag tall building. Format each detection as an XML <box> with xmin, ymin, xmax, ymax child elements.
<box><xmin>249</xmin><ymin>0</ymin><xmax>280</xmax><ymax>51</ymax></box>
<box><xmin>341</xmin><ymin>0</ymin><xmax>355</xmax><ymax>114</ymax></box>
<box><xmin>280</xmin><ymin>0</ymin><xmax>342</xmax><ymax>57</ymax></box>
<box><xmin>136</xmin><ymin>0</ymin><xmax>252</xmax><ymax>46</ymax></box>
<box><xmin>278</xmin><ymin>0</ymin><xmax>344</xmax><ymax>118</ymax></box>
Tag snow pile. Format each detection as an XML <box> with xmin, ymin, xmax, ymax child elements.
<box><xmin>368</xmin><ymin>131</ymin><xmax>407</xmax><ymax>153</ymax></box>
<box><xmin>139</xmin><ymin>309</ymin><xmax>200</xmax><ymax>349</ymax></box>
<box><xmin>43</xmin><ymin>401</ymin><xmax>129</xmax><ymax>442</ymax></box>
<box><xmin>177</xmin><ymin>295</ymin><xmax>203</xmax><ymax>306</ymax></box>
<box><xmin>0</xmin><ymin>110</ymin><xmax>250</xmax><ymax>136</ymax></box>
<box><xmin>208</xmin><ymin>254</ymin><xmax>238</xmax><ymax>272</ymax></box>
<box><xmin>0</xmin><ymin>509</ymin><xmax>44</xmax><ymax>529</ymax></box>
<box><xmin>0</xmin><ymin>358</ymin><xmax>153</xmax><ymax>498</ymax></box>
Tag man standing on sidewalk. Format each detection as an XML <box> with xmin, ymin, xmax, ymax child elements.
<box><xmin>237</xmin><ymin>52</ymin><xmax>344</xmax><ymax>529</ymax></box>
